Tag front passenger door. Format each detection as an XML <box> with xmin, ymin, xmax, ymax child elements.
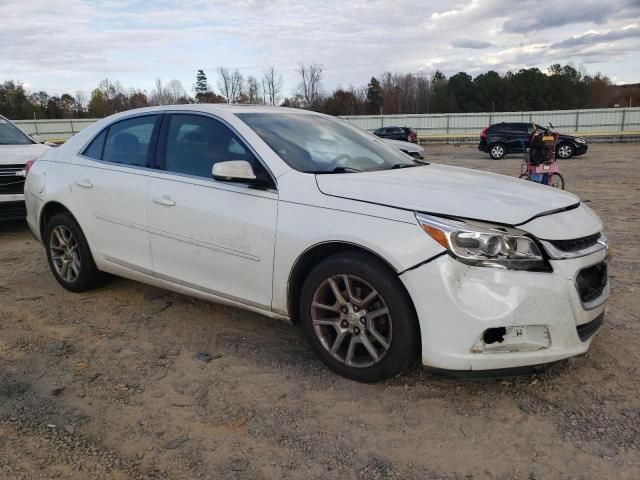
<box><xmin>147</xmin><ymin>113</ymin><xmax>278</xmax><ymax>310</ymax></box>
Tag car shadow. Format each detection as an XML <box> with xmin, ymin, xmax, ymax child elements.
<box><xmin>0</xmin><ymin>220</ymin><xmax>30</xmax><ymax>235</ymax></box>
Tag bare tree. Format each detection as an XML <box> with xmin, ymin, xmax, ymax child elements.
<box><xmin>74</xmin><ymin>90</ymin><xmax>87</xmax><ymax>116</ymax></box>
<box><xmin>166</xmin><ymin>79</ymin><xmax>188</xmax><ymax>103</ymax></box>
<box><xmin>262</xmin><ymin>66</ymin><xmax>283</xmax><ymax>106</ymax></box>
<box><xmin>246</xmin><ymin>75</ymin><xmax>261</xmax><ymax>104</ymax></box>
<box><xmin>150</xmin><ymin>78</ymin><xmax>168</xmax><ymax>105</ymax></box>
<box><xmin>149</xmin><ymin>78</ymin><xmax>189</xmax><ymax>105</ymax></box>
<box><xmin>217</xmin><ymin>67</ymin><xmax>244</xmax><ymax>103</ymax></box>
<box><xmin>296</xmin><ymin>63</ymin><xmax>324</xmax><ymax>109</ymax></box>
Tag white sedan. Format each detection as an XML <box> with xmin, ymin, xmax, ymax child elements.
<box><xmin>24</xmin><ymin>105</ymin><xmax>609</xmax><ymax>382</ymax></box>
<box><xmin>381</xmin><ymin>138</ymin><xmax>425</xmax><ymax>159</ymax></box>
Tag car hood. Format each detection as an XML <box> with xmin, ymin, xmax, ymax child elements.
<box><xmin>382</xmin><ymin>139</ymin><xmax>423</xmax><ymax>153</ymax></box>
<box><xmin>0</xmin><ymin>143</ymin><xmax>50</xmax><ymax>165</ymax></box>
<box><xmin>558</xmin><ymin>133</ymin><xmax>585</xmax><ymax>143</ymax></box>
<box><xmin>315</xmin><ymin>164</ymin><xmax>580</xmax><ymax>225</ymax></box>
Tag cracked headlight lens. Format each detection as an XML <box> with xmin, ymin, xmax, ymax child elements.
<box><xmin>416</xmin><ymin>213</ymin><xmax>550</xmax><ymax>271</ymax></box>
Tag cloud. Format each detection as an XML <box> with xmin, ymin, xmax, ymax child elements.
<box><xmin>0</xmin><ymin>0</ymin><xmax>639</xmax><ymax>97</ymax></box>
<box><xmin>500</xmin><ymin>0</ymin><xmax>640</xmax><ymax>33</ymax></box>
<box><xmin>450</xmin><ymin>39</ymin><xmax>493</xmax><ymax>49</ymax></box>
<box><xmin>551</xmin><ymin>24</ymin><xmax>640</xmax><ymax>48</ymax></box>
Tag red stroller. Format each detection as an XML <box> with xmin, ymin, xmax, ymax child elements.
<box><xmin>519</xmin><ymin>124</ymin><xmax>565</xmax><ymax>190</ymax></box>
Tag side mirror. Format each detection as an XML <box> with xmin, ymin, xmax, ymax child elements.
<box><xmin>212</xmin><ymin>160</ymin><xmax>257</xmax><ymax>182</ymax></box>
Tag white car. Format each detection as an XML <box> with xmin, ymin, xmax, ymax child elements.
<box><xmin>382</xmin><ymin>138</ymin><xmax>425</xmax><ymax>160</ymax></box>
<box><xmin>1</xmin><ymin>115</ymin><xmax>50</xmax><ymax>220</ymax></box>
<box><xmin>24</xmin><ymin>105</ymin><xmax>609</xmax><ymax>382</ymax></box>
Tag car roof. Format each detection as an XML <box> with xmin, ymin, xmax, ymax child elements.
<box><xmin>491</xmin><ymin>122</ymin><xmax>527</xmax><ymax>126</ymax></box>
<box><xmin>106</xmin><ymin>104</ymin><xmax>316</xmax><ymax>117</ymax></box>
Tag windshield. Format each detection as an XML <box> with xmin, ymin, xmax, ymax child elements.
<box><xmin>0</xmin><ymin>117</ymin><xmax>33</xmax><ymax>145</ymax></box>
<box><xmin>237</xmin><ymin>112</ymin><xmax>418</xmax><ymax>173</ymax></box>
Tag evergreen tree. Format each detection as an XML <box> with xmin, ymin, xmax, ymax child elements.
<box><xmin>366</xmin><ymin>77</ymin><xmax>382</xmax><ymax>114</ymax></box>
<box><xmin>195</xmin><ymin>69</ymin><xmax>209</xmax><ymax>101</ymax></box>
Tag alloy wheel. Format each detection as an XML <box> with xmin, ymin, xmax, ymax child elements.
<box><xmin>50</xmin><ymin>225</ymin><xmax>81</xmax><ymax>282</ymax></box>
<box><xmin>311</xmin><ymin>274</ymin><xmax>392</xmax><ymax>368</ymax></box>
<box><xmin>491</xmin><ymin>145</ymin><xmax>504</xmax><ymax>158</ymax></box>
<box><xmin>558</xmin><ymin>145</ymin><xmax>572</xmax><ymax>158</ymax></box>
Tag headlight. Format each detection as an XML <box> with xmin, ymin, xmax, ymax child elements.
<box><xmin>416</xmin><ymin>213</ymin><xmax>550</xmax><ymax>271</ymax></box>
<box><xmin>575</xmin><ymin>138</ymin><xmax>586</xmax><ymax>144</ymax></box>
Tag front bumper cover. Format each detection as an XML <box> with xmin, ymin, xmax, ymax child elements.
<box><xmin>401</xmin><ymin>248</ymin><xmax>608</xmax><ymax>371</ymax></box>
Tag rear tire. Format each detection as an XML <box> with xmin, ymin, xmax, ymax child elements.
<box><xmin>299</xmin><ymin>252</ymin><xmax>419</xmax><ymax>382</ymax></box>
<box><xmin>45</xmin><ymin>212</ymin><xmax>106</xmax><ymax>292</ymax></box>
<box><xmin>549</xmin><ymin>173</ymin><xmax>565</xmax><ymax>190</ymax></box>
<box><xmin>557</xmin><ymin>143</ymin><xmax>574</xmax><ymax>159</ymax></box>
<box><xmin>489</xmin><ymin>143</ymin><xmax>506</xmax><ymax>160</ymax></box>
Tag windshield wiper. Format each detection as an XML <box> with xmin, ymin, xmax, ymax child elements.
<box><xmin>390</xmin><ymin>163</ymin><xmax>420</xmax><ymax>169</ymax></box>
<box><xmin>304</xmin><ymin>166</ymin><xmax>362</xmax><ymax>174</ymax></box>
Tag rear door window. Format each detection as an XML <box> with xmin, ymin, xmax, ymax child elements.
<box><xmin>82</xmin><ymin>129</ymin><xmax>107</xmax><ymax>160</ymax></box>
<box><xmin>509</xmin><ymin>123</ymin><xmax>528</xmax><ymax>132</ymax></box>
<box><xmin>102</xmin><ymin>115</ymin><xmax>160</xmax><ymax>167</ymax></box>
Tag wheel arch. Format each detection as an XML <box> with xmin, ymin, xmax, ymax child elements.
<box><xmin>287</xmin><ymin>241</ymin><xmax>417</xmax><ymax>326</ymax></box>
<box><xmin>39</xmin><ymin>201</ymin><xmax>81</xmax><ymax>242</ymax></box>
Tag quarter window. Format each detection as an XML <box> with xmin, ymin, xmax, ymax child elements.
<box><xmin>101</xmin><ymin>115</ymin><xmax>159</xmax><ymax>167</ymax></box>
<box><xmin>162</xmin><ymin>114</ymin><xmax>265</xmax><ymax>181</ymax></box>
<box><xmin>82</xmin><ymin>129</ymin><xmax>107</xmax><ymax>160</ymax></box>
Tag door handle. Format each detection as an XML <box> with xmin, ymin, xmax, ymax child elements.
<box><xmin>75</xmin><ymin>179</ymin><xmax>93</xmax><ymax>189</ymax></box>
<box><xmin>152</xmin><ymin>194</ymin><xmax>176</xmax><ymax>207</ymax></box>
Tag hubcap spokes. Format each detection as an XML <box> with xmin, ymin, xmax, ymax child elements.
<box><xmin>311</xmin><ymin>274</ymin><xmax>392</xmax><ymax>368</ymax></box>
<box><xmin>50</xmin><ymin>226</ymin><xmax>81</xmax><ymax>282</ymax></box>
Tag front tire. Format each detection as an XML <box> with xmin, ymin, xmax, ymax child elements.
<box><xmin>299</xmin><ymin>252</ymin><xmax>419</xmax><ymax>382</ymax></box>
<box><xmin>45</xmin><ymin>212</ymin><xmax>105</xmax><ymax>292</ymax></box>
<box><xmin>489</xmin><ymin>143</ymin><xmax>506</xmax><ymax>160</ymax></box>
<box><xmin>557</xmin><ymin>143</ymin><xmax>574</xmax><ymax>159</ymax></box>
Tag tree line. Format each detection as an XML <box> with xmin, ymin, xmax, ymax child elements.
<box><xmin>1</xmin><ymin>63</ymin><xmax>637</xmax><ymax>120</ymax></box>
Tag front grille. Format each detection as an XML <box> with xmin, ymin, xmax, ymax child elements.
<box><xmin>576</xmin><ymin>262</ymin><xmax>608</xmax><ymax>304</ymax></box>
<box><xmin>0</xmin><ymin>200</ymin><xmax>27</xmax><ymax>220</ymax></box>
<box><xmin>0</xmin><ymin>164</ymin><xmax>25</xmax><ymax>195</ymax></box>
<box><xmin>577</xmin><ymin>313</ymin><xmax>604</xmax><ymax>342</ymax></box>
<box><xmin>549</xmin><ymin>233</ymin><xmax>601</xmax><ymax>252</ymax></box>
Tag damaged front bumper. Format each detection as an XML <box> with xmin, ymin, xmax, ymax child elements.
<box><xmin>400</xmin><ymin>247</ymin><xmax>608</xmax><ymax>371</ymax></box>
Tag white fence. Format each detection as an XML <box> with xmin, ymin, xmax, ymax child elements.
<box><xmin>13</xmin><ymin>118</ymin><xmax>97</xmax><ymax>141</ymax></box>
<box><xmin>341</xmin><ymin>107</ymin><xmax>640</xmax><ymax>138</ymax></box>
<box><xmin>10</xmin><ymin>107</ymin><xmax>640</xmax><ymax>142</ymax></box>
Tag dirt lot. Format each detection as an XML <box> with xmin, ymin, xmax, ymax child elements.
<box><xmin>1</xmin><ymin>143</ymin><xmax>639</xmax><ymax>479</ymax></box>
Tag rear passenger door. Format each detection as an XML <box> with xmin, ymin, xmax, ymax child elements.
<box><xmin>72</xmin><ymin>114</ymin><xmax>161</xmax><ymax>272</ymax></box>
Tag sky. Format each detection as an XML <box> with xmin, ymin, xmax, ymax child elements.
<box><xmin>1</xmin><ymin>0</ymin><xmax>639</xmax><ymax>98</ymax></box>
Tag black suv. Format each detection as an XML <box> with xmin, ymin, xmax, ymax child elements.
<box><xmin>373</xmin><ymin>126</ymin><xmax>418</xmax><ymax>143</ymax></box>
<box><xmin>478</xmin><ymin>122</ymin><xmax>588</xmax><ymax>159</ymax></box>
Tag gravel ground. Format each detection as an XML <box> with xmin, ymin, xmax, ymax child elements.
<box><xmin>1</xmin><ymin>143</ymin><xmax>639</xmax><ymax>479</ymax></box>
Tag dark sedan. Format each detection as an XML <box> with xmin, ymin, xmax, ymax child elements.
<box><xmin>373</xmin><ymin>126</ymin><xmax>418</xmax><ymax>143</ymax></box>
